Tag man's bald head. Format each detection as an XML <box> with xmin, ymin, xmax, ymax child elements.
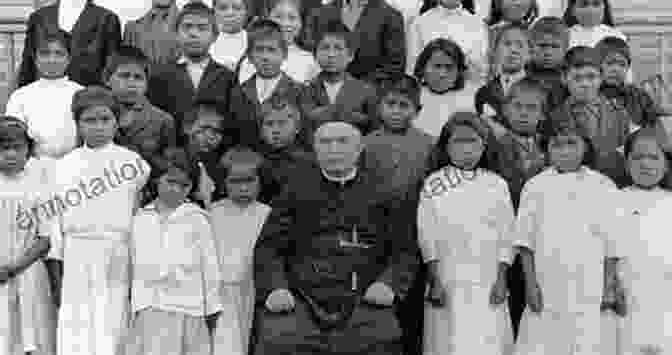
<box><xmin>313</xmin><ymin>121</ymin><xmax>364</xmax><ymax>177</ymax></box>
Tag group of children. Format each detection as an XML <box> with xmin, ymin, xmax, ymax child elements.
<box><xmin>0</xmin><ymin>0</ymin><xmax>670</xmax><ymax>354</ymax></box>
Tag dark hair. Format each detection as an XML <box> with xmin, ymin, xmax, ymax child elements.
<box><xmin>161</xmin><ymin>146</ymin><xmax>201</xmax><ymax>197</ymax></box>
<box><xmin>184</xmin><ymin>100</ymin><xmax>226</xmax><ymax>136</ymax></box>
<box><xmin>219</xmin><ymin>145</ymin><xmax>265</xmax><ymax>179</ymax></box>
<box><xmin>378</xmin><ymin>73</ymin><xmax>422</xmax><ymax>109</ymax></box>
<box><xmin>622</xmin><ymin>125</ymin><xmax>672</xmax><ymax>189</ymax></box>
<box><xmin>542</xmin><ymin>118</ymin><xmax>597</xmax><ymax>169</ymax></box>
<box><xmin>260</xmin><ymin>92</ymin><xmax>302</xmax><ymax>122</ymax></box>
<box><xmin>0</xmin><ymin>115</ymin><xmax>35</xmax><ymax>158</ymax></box>
<box><xmin>314</xmin><ymin>21</ymin><xmax>354</xmax><ymax>54</ymax></box>
<box><xmin>102</xmin><ymin>45</ymin><xmax>151</xmax><ymax>83</ymax></box>
<box><xmin>487</xmin><ymin>0</ymin><xmax>539</xmax><ymax>26</ymax></box>
<box><xmin>71</xmin><ymin>86</ymin><xmax>121</xmax><ymax>122</ymax></box>
<box><xmin>246</xmin><ymin>18</ymin><xmax>288</xmax><ymax>54</ymax></box>
<box><xmin>595</xmin><ymin>36</ymin><xmax>631</xmax><ymax>64</ymax></box>
<box><xmin>413</xmin><ymin>38</ymin><xmax>468</xmax><ymax>91</ymax></box>
<box><xmin>530</xmin><ymin>16</ymin><xmax>569</xmax><ymax>47</ymax></box>
<box><xmin>420</xmin><ymin>0</ymin><xmax>475</xmax><ymax>14</ymax></box>
<box><xmin>492</xmin><ymin>23</ymin><xmax>531</xmax><ymax>51</ymax></box>
<box><xmin>426</xmin><ymin>111</ymin><xmax>497</xmax><ymax>174</ymax></box>
<box><xmin>564</xmin><ymin>45</ymin><xmax>601</xmax><ymax>72</ymax></box>
<box><xmin>175</xmin><ymin>1</ymin><xmax>219</xmax><ymax>35</ymax></box>
<box><xmin>563</xmin><ymin>0</ymin><xmax>615</xmax><ymax>27</ymax></box>
<box><xmin>35</xmin><ymin>29</ymin><xmax>71</xmax><ymax>56</ymax></box>
<box><xmin>503</xmin><ymin>77</ymin><xmax>548</xmax><ymax>125</ymax></box>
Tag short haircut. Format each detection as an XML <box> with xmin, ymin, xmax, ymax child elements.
<box><xmin>493</xmin><ymin>23</ymin><xmax>531</xmax><ymax>50</ymax></box>
<box><xmin>266</xmin><ymin>0</ymin><xmax>302</xmax><ymax>19</ymax></box>
<box><xmin>35</xmin><ymin>29</ymin><xmax>71</xmax><ymax>56</ymax></box>
<box><xmin>162</xmin><ymin>146</ymin><xmax>200</xmax><ymax>188</ymax></box>
<box><xmin>71</xmin><ymin>86</ymin><xmax>120</xmax><ymax>122</ymax></box>
<box><xmin>246</xmin><ymin>18</ymin><xmax>287</xmax><ymax>53</ymax></box>
<box><xmin>563</xmin><ymin>0</ymin><xmax>615</xmax><ymax>27</ymax></box>
<box><xmin>314</xmin><ymin>21</ymin><xmax>354</xmax><ymax>53</ymax></box>
<box><xmin>530</xmin><ymin>16</ymin><xmax>569</xmax><ymax>46</ymax></box>
<box><xmin>378</xmin><ymin>73</ymin><xmax>422</xmax><ymax>109</ymax></box>
<box><xmin>260</xmin><ymin>93</ymin><xmax>302</xmax><ymax>123</ymax></box>
<box><xmin>595</xmin><ymin>36</ymin><xmax>631</xmax><ymax>65</ymax></box>
<box><xmin>102</xmin><ymin>45</ymin><xmax>151</xmax><ymax>82</ymax></box>
<box><xmin>541</xmin><ymin>115</ymin><xmax>597</xmax><ymax>169</ymax></box>
<box><xmin>504</xmin><ymin>77</ymin><xmax>548</xmax><ymax>105</ymax></box>
<box><xmin>219</xmin><ymin>145</ymin><xmax>265</xmax><ymax>178</ymax></box>
<box><xmin>486</xmin><ymin>0</ymin><xmax>539</xmax><ymax>27</ymax></box>
<box><xmin>175</xmin><ymin>1</ymin><xmax>219</xmax><ymax>35</ymax></box>
<box><xmin>0</xmin><ymin>115</ymin><xmax>35</xmax><ymax>157</ymax></box>
<box><xmin>185</xmin><ymin>100</ymin><xmax>226</xmax><ymax>135</ymax></box>
<box><xmin>413</xmin><ymin>38</ymin><xmax>468</xmax><ymax>91</ymax></box>
<box><xmin>564</xmin><ymin>46</ymin><xmax>601</xmax><ymax>72</ymax></box>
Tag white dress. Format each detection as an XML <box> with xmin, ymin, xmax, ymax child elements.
<box><xmin>0</xmin><ymin>158</ymin><xmax>56</xmax><ymax>355</ymax></box>
<box><xmin>513</xmin><ymin>167</ymin><xmax>621</xmax><ymax>355</ymax></box>
<box><xmin>407</xmin><ymin>5</ymin><xmax>489</xmax><ymax>80</ymax></box>
<box><xmin>210</xmin><ymin>199</ymin><xmax>271</xmax><ymax>355</ymax></box>
<box><xmin>53</xmin><ymin>143</ymin><xmax>150</xmax><ymax>355</ymax></box>
<box><xmin>414</xmin><ymin>84</ymin><xmax>480</xmax><ymax>138</ymax></box>
<box><xmin>616</xmin><ymin>186</ymin><xmax>672</xmax><ymax>355</ymax></box>
<box><xmin>417</xmin><ymin>166</ymin><xmax>515</xmax><ymax>355</ymax></box>
<box><xmin>210</xmin><ymin>30</ymin><xmax>247</xmax><ymax>72</ymax></box>
<box><xmin>5</xmin><ymin>77</ymin><xmax>82</xmax><ymax>159</ymax></box>
<box><xmin>238</xmin><ymin>45</ymin><xmax>320</xmax><ymax>84</ymax></box>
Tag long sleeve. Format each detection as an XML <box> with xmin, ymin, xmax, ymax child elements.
<box><xmin>101</xmin><ymin>12</ymin><xmax>123</xmax><ymax>76</ymax></box>
<box><xmin>197</xmin><ymin>216</ymin><xmax>223</xmax><ymax>315</ymax></box>
<box><xmin>417</xmin><ymin>193</ymin><xmax>440</xmax><ymax>262</ymax></box>
<box><xmin>406</xmin><ymin>16</ymin><xmax>423</xmax><ymax>75</ymax></box>
<box><xmin>227</xmin><ymin>83</ymin><xmax>258</xmax><ymax>147</ymax></box>
<box><xmin>512</xmin><ymin>179</ymin><xmax>541</xmax><ymax>251</ymax></box>
<box><xmin>16</xmin><ymin>12</ymin><xmax>40</xmax><ymax>88</ymax></box>
<box><xmin>4</xmin><ymin>90</ymin><xmax>23</xmax><ymax>119</ymax></box>
<box><xmin>469</xmin><ymin>21</ymin><xmax>489</xmax><ymax>82</ymax></box>
<box><xmin>378</xmin><ymin>8</ymin><xmax>406</xmax><ymax>79</ymax></box>
<box><xmin>493</xmin><ymin>181</ymin><xmax>516</xmax><ymax>264</ymax></box>
<box><xmin>253</xmin><ymin>185</ymin><xmax>295</xmax><ymax>302</ymax></box>
<box><xmin>122</xmin><ymin>21</ymin><xmax>136</xmax><ymax>47</ymax></box>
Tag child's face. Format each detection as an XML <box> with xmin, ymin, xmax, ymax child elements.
<box><xmin>157</xmin><ymin>169</ymin><xmax>193</xmax><ymax>206</ymax></box>
<box><xmin>424</xmin><ymin>51</ymin><xmax>459</xmax><ymax>93</ymax></box>
<box><xmin>446</xmin><ymin>125</ymin><xmax>485</xmax><ymax>170</ymax></box>
<box><xmin>548</xmin><ymin>133</ymin><xmax>586</xmax><ymax>172</ymax></box>
<box><xmin>0</xmin><ymin>139</ymin><xmax>29</xmax><ymax>175</ymax></box>
<box><xmin>188</xmin><ymin>114</ymin><xmax>224</xmax><ymax>153</ymax></box>
<box><xmin>501</xmin><ymin>0</ymin><xmax>532</xmax><ymax>22</ymax></box>
<box><xmin>35</xmin><ymin>41</ymin><xmax>70</xmax><ymax>79</ymax></box>
<box><xmin>565</xmin><ymin>65</ymin><xmax>602</xmax><ymax>103</ymax></box>
<box><xmin>214</xmin><ymin>0</ymin><xmax>247</xmax><ymax>34</ymax></box>
<box><xmin>601</xmin><ymin>52</ymin><xmax>629</xmax><ymax>86</ymax></box>
<box><xmin>504</xmin><ymin>90</ymin><xmax>544</xmax><ymax>135</ymax></box>
<box><xmin>106</xmin><ymin>63</ymin><xmax>148</xmax><ymax>101</ymax></box>
<box><xmin>628</xmin><ymin>136</ymin><xmax>668</xmax><ymax>189</ymax></box>
<box><xmin>315</xmin><ymin>35</ymin><xmax>353</xmax><ymax>74</ymax></box>
<box><xmin>78</xmin><ymin>105</ymin><xmax>118</xmax><ymax>148</ymax></box>
<box><xmin>573</xmin><ymin>0</ymin><xmax>605</xmax><ymax>27</ymax></box>
<box><xmin>532</xmin><ymin>34</ymin><xmax>566</xmax><ymax>69</ymax></box>
<box><xmin>261</xmin><ymin>106</ymin><xmax>299</xmax><ymax>149</ymax></box>
<box><xmin>269</xmin><ymin>1</ymin><xmax>301</xmax><ymax>45</ymax></box>
<box><xmin>225</xmin><ymin>165</ymin><xmax>260</xmax><ymax>205</ymax></box>
<box><xmin>177</xmin><ymin>14</ymin><xmax>216</xmax><ymax>58</ymax></box>
<box><xmin>438</xmin><ymin>0</ymin><xmax>461</xmax><ymax>9</ymax></box>
<box><xmin>249</xmin><ymin>38</ymin><xmax>286</xmax><ymax>78</ymax></box>
<box><xmin>379</xmin><ymin>92</ymin><xmax>418</xmax><ymax>132</ymax></box>
<box><xmin>496</xmin><ymin>28</ymin><xmax>530</xmax><ymax>74</ymax></box>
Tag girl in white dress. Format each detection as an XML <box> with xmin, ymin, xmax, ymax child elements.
<box><xmin>238</xmin><ymin>0</ymin><xmax>319</xmax><ymax>83</ymax></box>
<box><xmin>211</xmin><ymin>147</ymin><xmax>271</xmax><ymax>355</ymax></box>
<box><xmin>412</xmin><ymin>39</ymin><xmax>481</xmax><ymax>138</ymax></box>
<box><xmin>211</xmin><ymin>0</ymin><xmax>250</xmax><ymax>71</ymax></box>
<box><xmin>513</xmin><ymin>123</ymin><xmax>622</xmax><ymax>355</ymax></box>
<box><xmin>418</xmin><ymin>112</ymin><xmax>514</xmax><ymax>355</ymax></box>
<box><xmin>615</xmin><ymin>127</ymin><xmax>672</xmax><ymax>355</ymax></box>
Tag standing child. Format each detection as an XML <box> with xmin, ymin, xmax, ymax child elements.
<box><xmin>475</xmin><ymin>23</ymin><xmax>531</xmax><ymax>120</ymax></box>
<box><xmin>413</xmin><ymin>38</ymin><xmax>481</xmax><ymax>138</ymax></box>
<box><xmin>239</xmin><ymin>0</ymin><xmax>320</xmax><ymax>83</ymax></box>
<box><xmin>485</xmin><ymin>0</ymin><xmax>538</xmax><ymax>78</ymax></box>
<box><xmin>526</xmin><ymin>16</ymin><xmax>569</xmax><ymax>113</ymax></box>
<box><xmin>239</xmin><ymin>20</ymin><xmax>304</xmax><ymax>124</ymax></box>
<box><xmin>513</xmin><ymin>122</ymin><xmax>621</xmax><ymax>355</ymax></box>
<box><xmin>418</xmin><ymin>112</ymin><xmax>514</xmax><ymax>355</ymax></box>
<box><xmin>0</xmin><ymin>117</ymin><xmax>54</xmax><ymax>355</ymax></box>
<box><xmin>5</xmin><ymin>30</ymin><xmax>82</xmax><ymax>160</ymax></box>
<box><xmin>211</xmin><ymin>0</ymin><xmax>250</xmax><ymax>71</ymax></box>
<box><xmin>123</xmin><ymin>0</ymin><xmax>181</xmax><ymax>66</ymax></box>
<box><xmin>407</xmin><ymin>0</ymin><xmax>489</xmax><ymax>81</ymax></box>
<box><xmin>596</xmin><ymin>36</ymin><xmax>661</xmax><ymax>129</ymax></box>
<box><xmin>125</xmin><ymin>148</ymin><xmax>222</xmax><ymax>355</ymax></box>
<box><xmin>300</xmin><ymin>21</ymin><xmax>379</xmax><ymax>136</ymax></box>
<box><xmin>563</xmin><ymin>0</ymin><xmax>625</xmax><ymax>48</ymax></box>
<box><xmin>211</xmin><ymin>147</ymin><xmax>271</xmax><ymax>355</ymax></box>
<box><xmin>54</xmin><ymin>87</ymin><xmax>151</xmax><ymax>355</ymax></box>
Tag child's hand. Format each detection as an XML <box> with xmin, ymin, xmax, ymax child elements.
<box><xmin>364</xmin><ymin>282</ymin><xmax>395</xmax><ymax>307</ymax></box>
<box><xmin>526</xmin><ymin>281</ymin><xmax>543</xmax><ymax>314</ymax></box>
<box><xmin>426</xmin><ymin>280</ymin><xmax>447</xmax><ymax>308</ymax></box>
<box><xmin>489</xmin><ymin>277</ymin><xmax>507</xmax><ymax>306</ymax></box>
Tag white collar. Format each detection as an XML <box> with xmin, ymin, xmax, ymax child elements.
<box><xmin>322</xmin><ymin>167</ymin><xmax>358</xmax><ymax>183</ymax></box>
<box><xmin>59</xmin><ymin>0</ymin><xmax>88</xmax><ymax>33</ymax></box>
<box><xmin>36</xmin><ymin>76</ymin><xmax>70</xmax><ymax>86</ymax></box>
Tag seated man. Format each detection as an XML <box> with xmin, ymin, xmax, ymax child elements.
<box><xmin>253</xmin><ymin>121</ymin><xmax>419</xmax><ymax>355</ymax></box>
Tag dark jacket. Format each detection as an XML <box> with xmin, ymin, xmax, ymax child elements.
<box><xmin>303</xmin><ymin>0</ymin><xmax>406</xmax><ymax>84</ymax></box>
<box><xmin>258</xmin><ymin>144</ymin><xmax>315</xmax><ymax>204</ymax></box>
<box><xmin>123</xmin><ymin>7</ymin><xmax>181</xmax><ymax>66</ymax></box>
<box><xmin>525</xmin><ymin>63</ymin><xmax>567</xmax><ymax>113</ymax></box>
<box><xmin>475</xmin><ymin>76</ymin><xmax>506</xmax><ymax>118</ymax></box>
<box><xmin>254</xmin><ymin>165</ymin><xmax>419</xmax><ymax>323</ymax></box>
<box><xmin>18</xmin><ymin>3</ymin><xmax>121</xmax><ymax>87</ymax></box>
<box><xmin>147</xmin><ymin>58</ymin><xmax>258</xmax><ymax>147</ymax></box>
<box><xmin>600</xmin><ymin>83</ymin><xmax>662</xmax><ymax>127</ymax></box>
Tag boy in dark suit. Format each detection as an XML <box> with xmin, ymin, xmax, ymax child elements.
<box><xmin>303</xmin><ymin>0</ymin><xmax>405</xmax><ymax>84</ymax></box>
<box><xmin>526</xmin><ymin>16</ymin><xmax>568</xmax><ymax>113</ymax></box>
<box><xmin>123</xmin><ymin>0</ymin><xmax>181</xmax><ymax>66</ymax></box>
<box><xmin>147</xmin><ymin>1</ymin><xmax>255</xmax><ymax>145</ymax></box>
<box><xmin>18</xmin><ymin>0</ymin><xmax>122</xmax><ymax>87</ymax></box>
<box><xmin>240</xmin><ymin>20</ymin><xmax>304</xmax><ymax>127</ymax></box>
<box><xmin>300</xmin><ymin>21</ymin><xmax>378</xmax><ymax>136</ymax></box>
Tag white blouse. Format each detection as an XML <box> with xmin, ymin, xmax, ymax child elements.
<box><xmin>414</xmin><ymin>83</ymin><xmax>480</xmax><ymax>137</ymax></box>
<box><xmin>211</xmin><ymin>30</ymin><xmax>248</xmax><ymax>72</ymax></box>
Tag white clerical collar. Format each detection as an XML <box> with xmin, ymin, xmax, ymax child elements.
<box><xmin>322</xmin><ymin>167</ymin><xmax>358</xmax><ymax>183</ymax></box>
<box><xmin>37</xmin><ymin>76</ymin><xmax>69</xmax><ymax>86</ymax></box>
<box><xmin>59</xmin><ymin>0</ymin><xmax>88</xmax><ymax>33</ymax></box>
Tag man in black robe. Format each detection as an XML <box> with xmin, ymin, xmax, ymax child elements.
<box><xmin>253</xmin><ymin>121</ymin><xmax>419</xmax><ymax>355</ymax></box>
